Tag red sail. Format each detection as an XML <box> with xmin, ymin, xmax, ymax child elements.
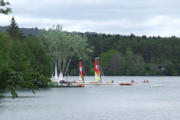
<box><xmin>79</xmin><ymin>60</ymin><xmax>84</xmax><ymax>81</ymax></box>
<box><xmin>95</xmin><ymin>57</ymin><xmax>101</xmax><ymax>81</ymax></box>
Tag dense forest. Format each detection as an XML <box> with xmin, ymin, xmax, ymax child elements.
<box><xmin>0</xmin><ymin>18</ymin><xmax>91</xmax><ymax>97</ymax></box>
<box><xmin>1</xmin><ymin>25</ymin><xmax>180</xmax><ymax>77</ymax></box>
<box><xmin>0</xmin><ymin>18</ymin><xmax>52</xmax><ymax>98</ymax></box>
<box><xmin>83</xmin><ymin>33</ymin><xmax>180</xmax><ymax>76</ymax></box>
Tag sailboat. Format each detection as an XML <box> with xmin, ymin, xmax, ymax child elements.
<box><xmin>76</xmin><ymin>57</ymin><xmax>113</xmax><ymax>85</ymax></box>
<box><xmin>51</xmin><ymin>61</ymin><xmax>60</xmax><ymax>83</ymax></box>
<box><xmin>79</xmin><ymin>59</ymin><xmax>84</xmax><ymax>83</ymax></box>
<box><xmin>95</xmin><ymin>57</ymin><xmax>102</xmax><ymax>83</ymax></box>
<box><xmin>51</xmin><ymin>61</ymin><xmax>84</xmax><ymax>87</ymax></box>
<box><xmin>93</xmin><ymin>57</ymin><xmax>114</xmax><ymax>85</ymax></box>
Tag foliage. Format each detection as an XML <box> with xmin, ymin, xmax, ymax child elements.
<box><xmin>0</xmin><ymin>0</ymin><xmax>11</xmax><ymax>14</ymax></box>
<box><xmin>0</xmin><ymin>18</ymin><xmax>52</xmax><ymax>98</ymax></box>
<box><xmin>1</xmin><ymin>25</ymin><xmax>180</xmax><ymax>76</ymax></box>
<box><xmin>84</xmin><ymin>32</ymin><xmax>180</xmax><ymax>76</ymax></box>
<box><xmin>101</xmin><ymin>49</ymin><xmax>123</xmax><ymax>75</ymax></box>
<box><xmin>40</xmin><ymin>25</ymin><xmax>92</xmax><ymax>76</ymax></box>
<box><xmin>7</xmin><ymin>17</ymin><xmax>23</xmax><ymax>40</ymax></box>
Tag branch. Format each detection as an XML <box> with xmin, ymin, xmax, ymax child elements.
<box><xmin>64</xmin><ymin>56</ymin><xmax>72</xmax><ymax>76</ymax></box>
<box><xmin>0</xmin><ymin>0</ymin><xmax>11</xmax><ymax>14</ymax></box>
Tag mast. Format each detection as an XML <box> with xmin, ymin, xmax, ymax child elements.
<box><xmin>79</xmin><ymin>59</ymin><xmax>84</xmax><ymax>83</ymax></box>
<box><xmin>95</xmin><ymin>57</ymin><xmax>101</xmax><ymax>83</ymax></box>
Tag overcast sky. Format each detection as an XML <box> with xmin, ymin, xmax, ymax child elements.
<box><xmin>0</xmin><ymin>0</ymin><xmax>180</xmax><ymax>36</ymax></box>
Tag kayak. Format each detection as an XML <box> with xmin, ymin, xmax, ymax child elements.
<box><xmin>120</xmin><ymin>83</ymin><xmax>133</xmax><ymax>85</ymax></box>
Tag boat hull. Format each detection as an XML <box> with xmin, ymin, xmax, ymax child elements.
<box><xmin>55</xmin><ymin>84</ymin><xmax>85</xmax><ymax>88</ymax></box>
<box><xmin>119</xmin><ymin>83</ymin><xmax>133</xmax><ymax>86</ymax></box>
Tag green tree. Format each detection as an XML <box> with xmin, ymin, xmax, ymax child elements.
<box><xmin>0</xmin><ymin>26</ymin><xmax>52</xmax><ymax>98</ymax></box>
<box><xmin>124</xmin><ymin>48</ymin><xmax>134</xmax><ymax>75</ymax></box>
<box><xmin>101</xmin><ymin>49</ymin><xmax>124</xmax><ymax>75</ymax></box>
<box><xmin>0</xmin><ymin>0</ymin><xmax>11</xmax><ymax>14</ymax></box>
<box><xmin>41</xmin><ymin>25</ymin><xmax>92</xmax><ymax>76</ymax></box>
<box><xmin>123</xmin><ymin>48</ymin><xmax>145</xmax><ymax>75</ymax></box>
<box><xmin>7</xmin><ymin>17</ymin><xmax>23</xmax><ymax>40</ymax></box>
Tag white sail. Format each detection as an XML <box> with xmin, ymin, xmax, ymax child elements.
<box><xmin>51</xmin><ymin>61</ymin><xmax>59</xmax><ymax>82</ymax></box>
<box><xmin>58</xmin><ymin>72</ymin><xmax>64</xmax><ymax>81</ymax></box>
<box><xmin>54</xmin><ymin>62</ymin><xmax>58</xmax><ymax>80</ymax></box>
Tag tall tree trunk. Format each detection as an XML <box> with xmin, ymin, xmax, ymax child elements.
<box><xmin>58</xmin><ymin>58</ymin><xmax>62</xmax><ymax>76</ymax></box>
<box><xmin>64</xmin><ymin>56</ymin><xmax>72</xmax><ymax>76</ymax></box>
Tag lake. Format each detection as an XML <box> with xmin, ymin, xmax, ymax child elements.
<box><xmin>0</xmin><ymin>76</ymin><xmax>180</xmax><ymax>120</ymax></box>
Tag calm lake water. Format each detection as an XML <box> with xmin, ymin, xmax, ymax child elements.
<box><xmin>1</xmin><ymin>76</ymin><xmax>180</xmax><ymax>120</ymax></box>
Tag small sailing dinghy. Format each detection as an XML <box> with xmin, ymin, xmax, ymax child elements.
<box><xmin>87</xmin><ymin>57</ymin><xmax>113</xmax><ymax>85</ymax></box>
<box><xmin>51</xmin><ymin>61</ymin><xmax>85</xmax><ymax>88</ymax></box>
<box><xmin>76</xmin><ymin>57</ymin><xmax>113</xmax><ymax>85</ymax></box>
<box><xmin>92</xmin><ymin>57</ymin><xmax>113</xmax><ymax>85</ymax></box>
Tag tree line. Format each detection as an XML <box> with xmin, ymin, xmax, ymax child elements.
<box><xmin>81</xmin><ymin>32</ymin><xmax>180</xmax><ymax>76</ymax></box>
<box><xmin>0</xmin><ymin>18</ymin><xmax>91</xmax><ymax>97</ymax></box>
<box><xmin>1</xmin><ymin>25</ymin><xmax>180</xmax><ymax>77</ymax></box>
<box><xmin>0</xmin><ymin>17</ymin><xmax>52</xmax><ymax>98</ymax></box>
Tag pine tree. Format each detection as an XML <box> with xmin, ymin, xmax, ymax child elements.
<box><xmin>7</xmin><ymin>17</ymin><xmax>23</xmax><ymax>40</ymax></box>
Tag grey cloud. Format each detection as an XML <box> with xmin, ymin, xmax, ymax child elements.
<box><xmin>1</xmin><ymin>0</ymin><xmax>180</xmax><ymax>36</ymax></box>
<box><xmin>9</xmin><ymin>0</ymin><xmax>180</xmax><ymax>20</ymax></box>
